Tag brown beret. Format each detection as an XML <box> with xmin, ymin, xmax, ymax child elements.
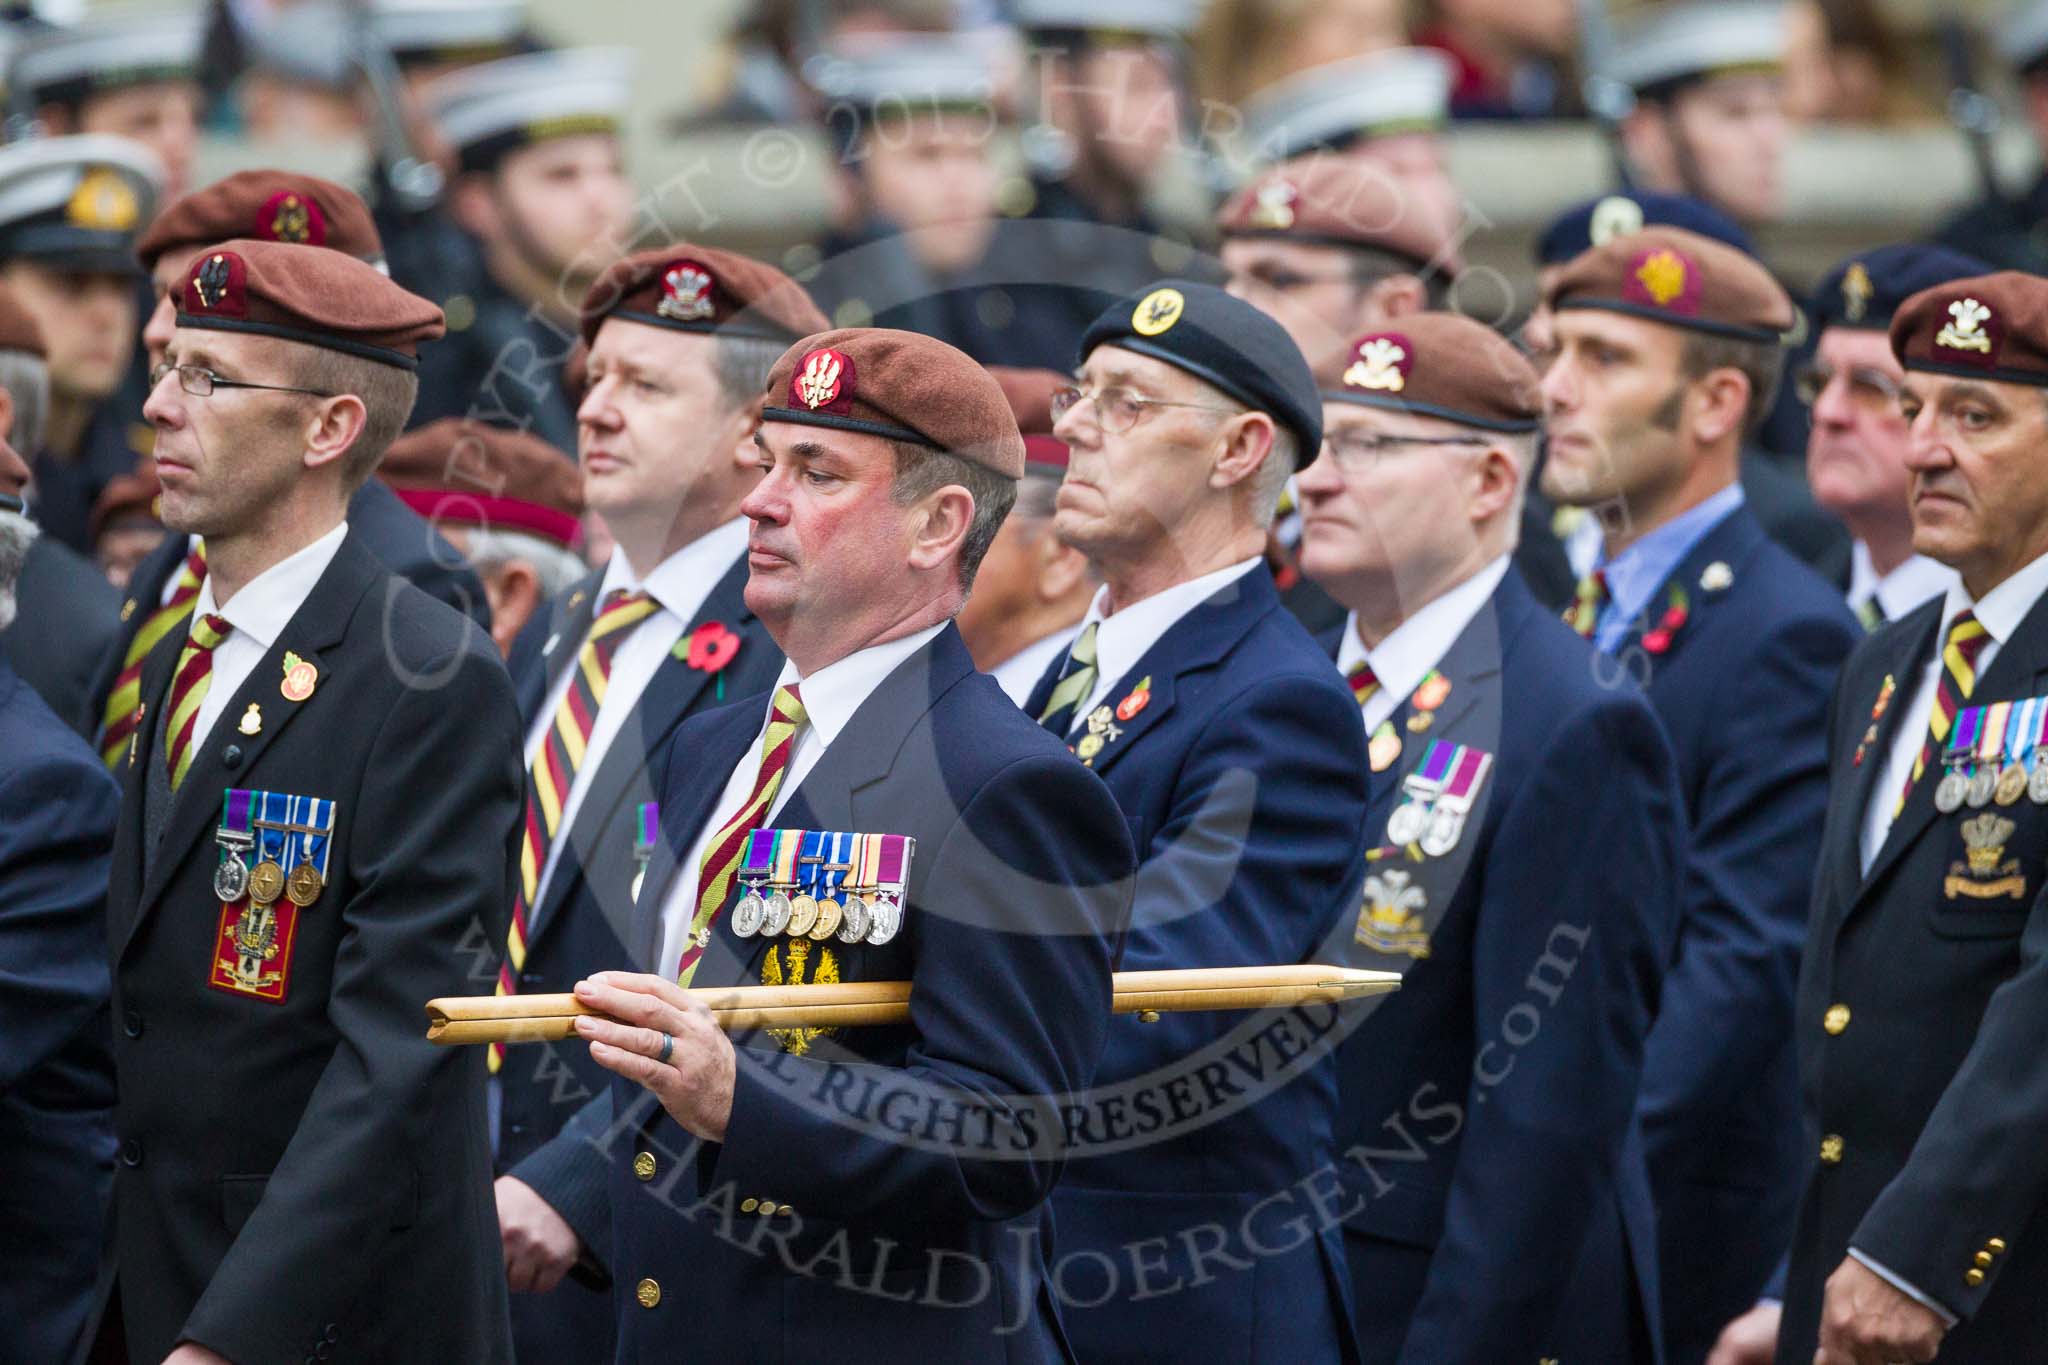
<box><xmin>89</xmin><ymin>464</ymin><xmax>162</xmax><ymax>542</ymax></box>
<box><xmin>763</xmin><ymin>328</ymin><xmax>1025</xmax><ymax>478</ymax></box>
<box><xmin>1889</xmin><ymin>271</ymin><xmax>2048</xmax><ymax>390</ymax></box>
<box><xmin>0</xmin><ymin>280</ymin><xmax>45</xmax><ymax>357</ymax></box>
<box><xmin>176</xmin><ymin>239</ymin><xmax>444</xmax><ymax>369</ymax></box>
<box><xmin>580</xmin><ymin>244</ymin><xmax>829</xmax><ymax>349</ymax></box>
<box><xmin>1545</xmin><ymin>225</ymin><xmax>1792</xmax><ymax>344</ymax></box>
<box><xmin>1320</xmin><ymin>314</ymin><xmax>1541</xmax><ymax>432</ymax></box>
<box><xmin>138</xmin><ymin>170</ymin><xmax>384</xmax><ymax>271</ymax></box>
<box><xmin>380</xmin><ymin>418</ymin><xmax>584</xmax><ymax>549</ymax></box>
<box><xmin>1217</xmin><ymin>155</ymin><xmax>1462</xmax><ymax>274</ymax></box>
<box><xmin>985</xmin><ymin>365</ymin><xmax>1068</xmax><ymax>470</ymax></box>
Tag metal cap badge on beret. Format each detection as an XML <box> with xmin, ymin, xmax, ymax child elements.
<box><xmin>1810</xmin><ymin>243</ymin><xmax>1992</xmax><ymax>335</ymax></box>
<box><xmin>1545</xmin><ymin>226</ymin><xmax>1793</xmax><ymax>345</ymax></box>
<box><xmin>9</xmin><ymin>11</ymin><xmax>204</xmax><ymax>109</ymax></box>
<box><xmin>1217</xmin><ymin>154</ymin><xmax>1461</xmax><ymax>274</ymax></box>
<box><xmin>426</xmin><ymin>48</ymin><xmax>631</xmax><ymax>174</ymax></box>
<box><xmin>175</xmin><ymin>239</ymin><xmax>445</xmax><ymax>369</ymax></box>
<box><xmin>1079</xmin><ymin>279</ymin><xmax>1323</xmax><ymax>456</ymax></box>
<box><xmin>1890</xmin><ymin>272</ymin><xmax>2048</xmax><ymax>389</ymax></box>
<box><xmin>985</xmin><ymin>365</ymin><xmax>1070</xmax><ymax>471</ymax></box>
<box><xmin>579</xmin><ymin>244</ymin><xmax>829</xmax><ymax>348</ymax></box>
<box><xmin>1321</xmin><ymin>314</ymin><xmax>1541</xmax><ymax>433</ymax></box>
<box><xmin>0</xmin><ymin>134</ymin><xmax>163</xmax><ymax>272</ymax></box>
<box><xmin>763</xmin><ymin>328</ymin><xmax>1025</xmax><ymax>478</ymax></box>
<box><xmin>380</xmin><ymin>418</ymin><xmax>583</xmax><ymax>549</ymax></box>
<box><xmin>0</xmin><ymin>281</ymin><xmax>46</xmax><ymax>359</ymax></box>
<box><xmin>140</xmin><ymin>170</ymin><xmax>385</xmax><ymax>272</ymax></box>
<box><xmin>1239</xmin><ymin>47</ymin><xmax>1451</xmax><ymax>162</ymax></box>
<box><xmin>1536</xmin><ymin>192</ymin><xmax>1752</xmax><ymax>267</ymax></box>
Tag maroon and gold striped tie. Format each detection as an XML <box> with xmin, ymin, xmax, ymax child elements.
<box><xmin>163</xmin><ymin>613</ymin><xmax>233</xmax><ymax>792</ymax></box>
<box><xmin>1564</xmin><ymin>569</ymin><xmax>1608</xmax><ymax>639</ymax></box>
<box><xmin>491</xmin><ymin>589</ymin><xmax>656</xmax><ymax>1073</ymax></box>
<box><xmin>101</xmin><ymin>544</ymin><xmax>206</xmax><ymax>768</ymax></box>
<box><xmin>1347</xmin><ymin>662</ymin><xmax>1380</xmax><ymax>708</ymax></box>
<box><xmin>1897</xmin><ymin>610</ymin><xmax>1991</xmax><ymax>814</ymax></box>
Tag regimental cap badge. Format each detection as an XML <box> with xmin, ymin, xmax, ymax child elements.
<box><xmin>1342</xmin><ymin>332</ymin><xmax>1413</xmax><ymax>393</ymax></box>
<box><xmin>257</xmin><ymin>190</ymin><xmax>325</xmax><ymax>246</ymax></box>
<box><xmin>1131</xmin><ymin>286</ymin><xmax>1184</xmax><ymax>337</ymax></box>
<box><xmin>1841</xmin><ymin>261</ymin><xmax>1874</xmax><ymax>323</ymax></box>
<box><xmin>1625</xmin><ymin>246</ymin><xmax>1700</xmax><ymax>315</ymax></box>
<box><xmin>657</xmin><ymin>259</ymin><xmax>717</xmax><ymax>323</ymax></box>
<box><xmin>184</xmin><ymin>251</ymin><xmax>246</xmax><ymax>315</ymax></box>
<box><xmin>1588</xmin><ymin>195</ymin><xmax>1645</xmax><ymax>247</ymax></box>
<box><xmin>1936</xmin><ymin>296</ymin><xmax>1996</xmax><ymax>356</ymax></box>
<box><xmin>66</xmin><ymin>166</ymin><xmax>140</xmax><ymax>231</ymax></box>
<box><xmin>1355</xmin><ymin>868</ymin><xmax>1431</xmax><ymax>959</ymax></box>
<box><xmin>793</xmin><ymin>346</ymin><xmax>852</xmax><ymax>412</ymax></box>
<box><xmin>1962</xmin><ymin>812</ymin><xmax>2016</xmax><ymax>873</ymax></box>
<box><xmin>1248</xmin><ymin>179</ymin><xmax>1298</xmax><ymax>231</ymax></box>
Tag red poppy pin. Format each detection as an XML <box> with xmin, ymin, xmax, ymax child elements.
<box><xmin>677</xmin><ymin>621</ymin><xmax>742</xmax><ymax>698</ymax></box>
<box><xmin>1641</xmin><ymin>584</ymin><xmax>1690</xmax><ymax>655</ymax></box>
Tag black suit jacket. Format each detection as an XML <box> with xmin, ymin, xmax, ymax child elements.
<box><xmin>0</xmin><ymin>534</ymin><xmax>120</xmax><ymax>736</ymax></box>
<box><xmin>105</xmin><ymin>533</ymin><xmax>521</xmax><ymax>1365</ymax></box>
<box><xmin>1780</xmin><ymin>590</ymin><xmax>2048</xmax><ymax>1360</ymax></box>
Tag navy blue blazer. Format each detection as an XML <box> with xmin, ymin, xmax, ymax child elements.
<box><xmin>1602</xmin><ymin>505</ymin><xmax>1859</xmax><ymax>1364</ymax></box>
<box><xmin>0</xmin><ymin>659</ymin><xmax>120</xmax><ymax>1365</ymax></box>
<box><xmin>1021</xmin><ymin>563</ymin><xmax>1372</xmax><ymax>1365</ymax></box>
<box><xmin>1321</xmin><ymin>567</ymin><xmax>1682</xmax><ymax>1364</ymax></box>
<box><xmin>528</xmin><ymin>624</ymin><xmax>1134</xmax><ymax>1364</ymax></box>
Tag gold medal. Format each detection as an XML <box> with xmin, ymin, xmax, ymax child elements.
<box><xmin>1077</xmin><ymin>733</ymin><xmax>1105</xmax><ymax>761</ymax></box>
<box><xmin>286</xmin><ymin>860</ymin><xmax>324</xmax><ymax>907</ymax></box>
<box><xmin>1996</xmin><ymin>761</ymin><xmax>2029</xmax><ymax>807</ymax></box>
<box><xmin>247</xmin><ymin>859</ymin><xmax>286</xmax><ymax>905</ymax></box>
<box><xmin>787</xmin><ymin>893</ymin><xmax>819</xmax><ymax>938</ymax></box>
<box><xmin>810</xmin><ymin>896</ymin><xmax>842</xmax><ymax>940</ymax></box>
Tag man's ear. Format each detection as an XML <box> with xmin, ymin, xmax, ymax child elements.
<box><xmin>485</xmin><ymin>561</ymin><xmax>543</xmax><ymax>657</ymax></box>
<box><xmin>906</xmin><ymin>485</ymin><xmax>975</xmax><ymax>574</ymax></box>
<box><xmin>1210</xmin><ymin>410</ymin><xmax>1277</xmax><ymax>495</ymax></box>
<box><xmin>301</xmin><ymin>394</ymin><xmax>370</xmax><ymax>474</ymax></box>
<box><xmin>1468</xmin><ymin>443</ymin><xmax>1520</xmax><ymax>527</ymax></box>
<box><xmin>1366</xmin><ymin>274</ymin><xmax>1428</xmax><ymax>320</ymax></box>
<box><xmin>1689</xmin><ymin>367</ymin><xmax>1751</xmax><ymax>448</ymax></box>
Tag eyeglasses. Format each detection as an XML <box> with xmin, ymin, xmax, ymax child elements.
<box><xmin>149</xmin><ymin>362</ymin><xmax>336</xmax><ymax>400</ymax></box>
<box><xmin>1051</xmin><ymin>385</ymin><xmax>1241</xmax><ymax>435</ymax></box>
<box><xmin>1323</xmin><ymin>431</ymin><xmax>1489</xmax><ymax>469</ymax></box>
<box><xmin>1792</xmin><ymin>361</ymin><xmax>1901</xmax><ymax>413</ymax></box>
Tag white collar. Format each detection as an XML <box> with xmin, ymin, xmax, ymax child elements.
<box><xmin>1078</xmin><ymin>557</ymin><xmax>1262</xmax><ymax>692</ymax></box>
<box><xmin>606</xmin><ymin>517</ymin><xmax>750</xmax><ymax>618</ymax></box>
<box><xmin>772</xmin><ymin>622</ymin><xmax>949</xmax><ymax>749</ymax></box>
<box><xmin>1937</xmin><ymin>547</ymin><xmax>2048</xmax><ymax>647</ymax></box>
<box><xmin>1873</xmin><ymin>550</ymin><xmax>1958</xmax><ymax>622</ymax></box>
<box><xmin>1337</xmin><ymin>555</ymin><xmax>1511</xmax><ymax>702</ymax></box>
<box><xmin>193</xmin><ymin>522</ymin><xmax>348</xmax><ymax>653</ymax></box>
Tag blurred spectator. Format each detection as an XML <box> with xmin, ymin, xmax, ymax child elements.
<box><xmin>232</xmin><ymin>3</ymin><xmax>372</xmax><ymax>143</ymax></box>
<box><xmin>1931</xmin><ymin>3</ymin><xmax>2048</xmax><ymax>274</ymax></box>
<box><xmin>697</xmin><ymin>0</ymin><xmax>954</xmax><ymax>126</ymax></box>
<box><xmin>10</xmin><ymin>12</ymin><xmax>204</xmax><ymax>201</ymax></box>
<box><xmin>1415</xmin><ymin>0</ymin><xmax>1581</xmax><ymax>120</ymax></box>
<box><xmin>1782</xmin><ymin>0</ymin><xmax>1919</xmax><ymax>123</ymax></box>
<box><xmin>87</xmin><ymin>466</ymin><xmax>165</xmax><ymax>593</ymax></box>
<box><xmin>1612</xmin><ymin>0</ymin><xmax>1789</xmax><ymax>227</ymax></box>
<box><xmin>1190</xmin><ymin>0</ymin><xmax>1406</xmax><ymax>114</ymax></box>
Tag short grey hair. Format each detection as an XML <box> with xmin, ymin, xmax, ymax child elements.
<box><xmin>0</xmin><ymin>350</ymin><xmax>50</xmax><ymax>454</ymax></box>
<box><xmin>462</xmin><ymin>525</ymin><xmax>588</xmax><ymax>597</ymax></box>
<box><xmin>1250</xmin><ymin>425</ymin><xmax>1298</xmax><ymax>530</ymax></box>
<box><xmin>713</xmin><ymin>333</ymin><xmax>790</xmax><ymax>410</ymax></box>
<box><xmin>0</xmin><ymin>508</ymin><xmax>37</xmax><ymax>632</ymax></box>
<box><xmin>888</xmin><ymin>442</ymin><xmax>1017</xmax><ymax>592</ymax></box>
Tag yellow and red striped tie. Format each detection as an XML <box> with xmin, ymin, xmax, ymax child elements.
<box><xmin>1347</xmin><ymin>662</ymin><xmax>1380</xmax><ymax>708</ymax></box>
<box><xmin>1898</xmin><ymin>610</ymin><xmax>1991</xmax><ymax>814</ymax></box>
<box><xmin>490</xmin><ymin>589</ymin><xmax>656</xmax><ymax>1072</ymax></box>
<box><xmin>101</xmin><ymin>544</ymin><xmax>206</xmax><ymax>767</ymax></box>
<box><xmin>163</xmin><ymin>613</ymin><xmax>232</xmax><ymax>792</ymax></box>
<box><xmin>1564</xmin><ymin>569</ymin><xmax>1608</xmax><ymax>639</ymax></box>
<box><xmin>676</xmin><ymin>685</ymin><xmax>807</xmax><ymax>988</ymax></box>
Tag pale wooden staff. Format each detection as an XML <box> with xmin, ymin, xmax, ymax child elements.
<box><xmin>425</xmin><ymin>964</ymin><xmax>1398</xmax><ymax>1045</ymax></box>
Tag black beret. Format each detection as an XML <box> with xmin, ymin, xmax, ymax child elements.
<box><xmin>1811</xmin><ymin>243</ymin><xmax>1993</xmax><ymax>334</ymax></box>
<box><xmin>1078</xmin><ymin>280</ymin><xmax>1322</xmax><ymax>458</ymax></box>
<box><xmin>1536</xmin><ymin>192</ymin><xmax>1751</xmax><ymax>267</ymax></box>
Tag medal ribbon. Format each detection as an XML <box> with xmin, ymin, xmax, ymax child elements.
<box><xmin>217</xmin><ymin>788</ymin><xmax>255</xmax><ymax>889</ymax></box>
<box><xmin>635</xmin><ymin>802</ymin><xmax>660</xmax><ymax>859</ymax></box>
<box><xmin>255</xmin><ymin>791</ymin><xmax>289</xmax><ymax>880</ymax></box>
<box><xmin>1434</xmin><ymin>748</ymin><xmax>1495</xmax><ymax>817</ymax></box>
<box><xmin>876</xmin><ymin>834</ymin><xmax>911</xmax><ymax>899</ymax></box>
<box><xmin>1979</xmin><ymin>700</ymin><xmax>2010</xmax><ymax>774</ymax></box>
<box><xmin>772</xmin><ymin>829</ymin><xmax>801</xmax><ymax>892</ymax></box>
<box><xmin>1946</xmin><ymin>705</ymin><xmax>1982</xmax><ymax>767</ymax></box>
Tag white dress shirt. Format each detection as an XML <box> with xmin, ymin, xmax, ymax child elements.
<box><xmin>1335</xmin><ymin>556</ymin><xmax>1511</xmax><ymax>733</ymax></box>
<box><xmin>988</xmin><ymin>624</ymin><xmax>1080</xmax><ymax>708</ymax></box>
<box><xmin>1846</xmin><ymin>540</ymin><xmax>1958</xmax><ymax>626</ymax></box>
<box><xmin>1063</xmin><ymin>557</ymin><xmax>1262</xmax><ymax>722</ymax></box>
<box><xmin>523</xmin><ymin>518</ymin><xmax>750</xmax><ymax>909</ymax></box>
<box><xmin>1860</xmin><ymin>548</ymin><xmax>2048</xmax><ymax>872</ymax></box>
<box><xmin>186</xmin><ymin>522</ymin><xmax>347</xmax><ymax>757</ymax></box>
<box><xmin>164</xmin><ymin>533</ymin><xmax>204</xmax><ymax>605</ymax></box>
<box><xmin>653</xmin><ymin>622</ymin><xmax>947</xmax><ymax>977</ymax></box>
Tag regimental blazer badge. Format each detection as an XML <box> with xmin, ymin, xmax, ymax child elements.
<box><xmin>1355</xmin><ymin>868</ymin><xmax>1431</xmax><ymax>959</ymax></box>
<box><xmin>208</xmin><ymin>789</ymin><xmax>334</xmax><ymax>1003</ymax></box>
<box><xmin>1945</xmin><ymin>812</ymin><xmax>2027</xmax><ymax>902</ymax></box>
<box><xmin>761</xmin><ymin>938</ymin><xmax>840</xmax><ymax>1055</ymax></box>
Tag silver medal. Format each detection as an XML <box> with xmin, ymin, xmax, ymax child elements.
<box><xmin>866</xmin><ymin>894</ymin><xmax>901</xmax><ymax>945</ymax></box>
<box><xmin>761</xmin><ymin>891</ymin><xmax>792</xmax><ymax>937</ymax></box>
<box><xmin>1967</xmin><ymin>765</ymin><xmax>1997</xmax><ymax>808</ymax></box>
<box><xmin>837</xmin><ymin>894</ymin><xmax>871</xmax><ymax>944</ymax></box>
<box><xmin>1386</xmin><ymin>800</ymin><xmax>1429</xmax><ymax>847</ymax></box>
<box><xmin>1935</xmin><ymin>769</ymin><xmax>1968</xmax><ymax>814</ymax></box>
<box><xmin>1420</xmin><ymin>807</ymin><xmax>1465</xmax><ymax>859</ymax></box>
<box><xmin>731</xmin><ymin>890</ymin><xmax>766</xmax><ymax>937</ymax></box>
<box><xmin>2031</xmin><ymin>758</ymin><xmax>2048</xmax><ymax>806</ymax></box>
<box><xmin>213</xmin><ymin>854</ymin><xmax>249</xmax><ymax>903</ymax></box>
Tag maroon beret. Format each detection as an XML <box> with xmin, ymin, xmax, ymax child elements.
<box><xmin>380</xmin><ymin>418</ymin><xmax>584</xmax><ymax>549</ymax></box>
<box><xmin>1545</xmin><ymin>225</ymin><xmax>1792</xmax><ymax>344</ymax></box>
<box><xmin>1321</xmin><ymin>313</ymin><xmax>1541</xmax><ymax>432</ymax></box>
<box><xmin>580</xmin><ymin>243</ymin><xmax>829</xmax><ymax>349</ymax></box>
<box><xmin>176</xmin><ymin>239</ymin><xmax>444</xmax><ymax>369</ymax></box>
<box><xmin>1217</xmin><ymin>154</ymin><xmax>1462</xmax><ymax>274</ymax></box>
<box><xmin>985</xmin><ymin>365</ymin><xmax>1068</xmax><ymax>471</ymax></box>
<box><xmin>139</xmin><ymin>170</ymin><xmax>384</xmax><ymax>271</ymax></box>
<box><xmin>763</xmin><ymin>328</ymin><xmax>1025</xmax><ymax>478</ymax></box>
<box><xmin>0</xmin><ymin>281</ymin><xmax>45</xmax><ymax>357</ymax></box>
<box><xmin>1890</xmin><ymin>271</ymin><xmax>2048</xmax><ymax>389</ymax></box>
<box><xmin>89</xmin><ymin>464</ymin><xmax>162</xmax><ymax>542</ymax></box>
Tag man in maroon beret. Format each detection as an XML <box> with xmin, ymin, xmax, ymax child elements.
<box><xmin>1776</xmin><ymin>270</ymin><xmax>2048</xmax><ymax>1365</ymax></box>
<box><xmin>103</xmin><ymin>238</ymin><xmax>520</xmax><ymax>1365</ymax></box>
<box><xmin>513</xmin><ymin>325</ymin><xmax>1134</xmax><ymax>1360</ymax></box>
<box><xmin>1539</xmin><ymin>224</ymin><xmax>1862</xmax><ymax>1365</ymax></box>
<box><xmin>955</xmin><ymin>365</ymin><xmax>1095</xmax><ymax>704</ymax></box>
<box><xmin>488</xmin><ymin>242</ymin><xmax>820</xmax><ymax>1362</ymax></box>
<box><xmin>379</xmin><ymin>417</ymin><xmax>587</xmax><ymax>655</ymax></box>
<box><xmin>89</xmin><ymin>463</ymin><xmax>166</xmax><ymax>589</ymax></box>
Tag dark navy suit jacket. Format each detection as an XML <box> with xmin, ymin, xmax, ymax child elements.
<box><xmin>1321</xmin><ymin>567</ymin><xmax>1683</xmax><ymax>1364</ymax></box>
<box><xmin>525</xmin><ymin>625</ymin><xmax>1134</xmax><ymax>1364</ymax></box>
<box><xmin>0</xmin><ymin>658</ymin><xmax>120</xmax><ymax>1365</ymax></box>
<box><xmin>1600</xmin><ymin>505</ymin><xmax>1859</xmax><ymax>1364</ymax></box>
<box><xmin>1021</xmin><ymin>563</ymin><xmax>1372</xmax><ymax>1365</ymax></box>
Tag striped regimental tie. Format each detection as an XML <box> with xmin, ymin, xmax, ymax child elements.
<box><xmin>163</xmin><ymin>613</ymin><xmax>233</xmax><ymax>792</ymax></box>
<box><xmin>1037</xmin><ymin>619</ymin><xmax>1100</xmax><ymax>736</ymax></box>
<box><xmin>1564</xmin><ymin>568</ymin><xmax>1608</xmax><ymax>639</ymax></box>
<box><xmin>101</xmin><ymin>544</ymin><xmax>207</xmax><ymax>767</ymax></box>
<box><xmin>1347</xmin><ymin>662</ymin><xmax>1380</xmax><ymax>709</ymax></box>
<box><xmin>1897</xmin><ymin>609</ymin><xmax>1991</xmax><ymax>815</ymax></box>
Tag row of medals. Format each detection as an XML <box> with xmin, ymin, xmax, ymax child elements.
<box><xmin>730</xmin><ymin>882</ymin><xmax>902</xmax><ymax>946</ymax></box>
<box><xmin>1385</xmin><ymin>794</ymin><xmax>1469</xmax><ymax>858</ymax></box>
<box><xmin>1936</xmin><ymin>754</ymin><xmax>2048</xmax><ymax>814</ymax></box>
<box><xmin>214</xmin><ymin>830</ymin><xmax>324</xmax><ymax>907</ymax></box>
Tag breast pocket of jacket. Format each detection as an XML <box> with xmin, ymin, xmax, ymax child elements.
<box><xmin>1932</xmin><ymin>804</ymin><xmax>2043</xmax><ymax>938</ymax></box>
